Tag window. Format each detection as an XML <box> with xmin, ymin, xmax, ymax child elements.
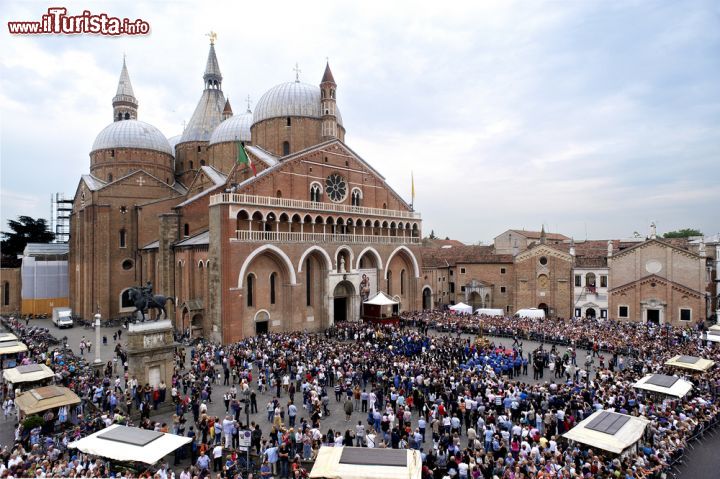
<box><xmin>110</xmin><ymin>149</ymin><xmax>115</xmax><ymax>158</ymax></box>
<box><xmin>400</xmin><ymin>269</ymin><xmax>406</xmax><ymax>295</ymax></box>
<box><xmin>306</xmin><ymin>263</ymin><xmax>312</xmax><ymax>306</ymax></box>
<box><xmin>680</xmin><ymin>308</ymin><xmax>691</xmax><ymax>322</ymax></box>
<box><xmin>197</xmin><ymin>146</ymin><xmax>201</xmax><ymax>152</ymax></box>
<box><xmin>506</xmin><ymin>305</ymin><xmax>510</xmax><ymax>313</ymax></box>
<box><xmin>449</xmin><ymin>282</ymin><xmax>455</xmax><ymax>293</ymax></box>
<box><xmin>575</xmin><ymin>275</ymin><xmax>581</xmax><ymax>287</ymax></box>
<box><xmin>121</xmin><ymin>259</ymin><xmax>133</xmax><ymax>270</ymax></box>
<box><xmin>600</xmin><ymin>309</ymin><xmax>607</xmax><ymax>318</ymax></box>
<box><xmin>351</xmin><ymin>190</ymin><xmax>361</xmax><ymax>206</ymax></box>
<box><xmin>460</xmin><ymin>268</ymin><xmax>466</xmax><ymax>274</ymax></box>
<box><xmin>449</xmin><ymin>270</ymin><xmax>454</xmax><ymax>276</ymax></box>
<box><xmin>286</xmin><ymin>117</ymin><xmax>291</xmax><ymax>127</ymax></box>
<box><xmin>276</xmin><ymin>190</ymin><xmax>282</xmax><ymax>198</ymax></box>
<box><xmin>539</xmin><ymin>256</ymin><xmax>548</xmax><ymax>266</ymax></box>
<box><xmin>387</xmin><ymin>271</ymin><xmax>392</xmax><ymax>296</ymax></box>
<box><xmin>189</xmin><ymin>161</ymin><xmax>194</xmax><ymax>170</ymax></box>
<box><xmin>500</xmin><ymin>286</ymin><xmax>506</xmax><ymax>293</ymax></box>
<box><xmin>247</xmin><ymin>274</ymin><xmax>254</xmax><ymax>307</ymax></box>
<box><xmin>2</xmin><ymin>282</ymin><xmax>9</xmax><ymax>306</ymax></box>
<box><xmin>618</xmin><ymin>306</ymin><xmax>629</xmax><ymax>318</ymax></box>
<box><xmin>501</xmin><ymin>268</ymin><xmax>506</xmax><ymax>274</ymax></box>
<box><xmin>600</xmin><ymin>275</ymin><xmax>608</xmax><ymax>288</ymax></box>
<box><xmin>575</xmin><ymin>308</ymin><xmax>581</xmax><ymax>317</ymax></box>
<box><xmin>119</xmin><ymin>229</ymin><xmax>127</xmax><ymax>248</ymax></box>
<box><xmin>270</xmin><ymin>273</ymin><xmax>276</xmax><ymax>305</ymax></box>
<box><xmin>120</xmin><ymin>289</ymin><xmax>134</xmax><ymax>308</ymax></box>
<box><xmin>310</xmin><ymin>184</ymin><xmax>321</xmax><ymax>203</ymax></box>
<box><xmin>108</xmin><ymin>173</ymin><xmax>113</xmax><ymax>182</ymax></box>
<box><xmin>200</xmin><ymin>160</ymin><xmax>205</xmax><ymax>166</ymax></box>
<box><xmin>184</xmin><ymin>223</ymin><xmax>190</xmax><ymax>237</ymax></box>
<box><xmin>460</xmin><ymin>286</ymin><xmax>466</xmax><ymax>292</ymax></box>
<box><xmin>282</xmin><ymin>141</ymin><xmax>290</xmax><ymax>155</ymax></box>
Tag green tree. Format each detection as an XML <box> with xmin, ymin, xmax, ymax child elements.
<box><xmin>663</xmin><ymin>228</ymin><xmax>702</xmax><ymax>239</ymax></box>
<box><xmin>1</xmin><ymin>216</ymin><xmax>54</xmax><ymax>267</ymax></box>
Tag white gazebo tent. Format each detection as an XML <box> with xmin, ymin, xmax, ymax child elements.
<box><xmin>709</xmin><ymin>325</ymin><xmax>720</xmax><ymax>332</ymax></box>
<box><xmin>0</xmin><ymin>341</ymin><xmax>29</xmax><ymax>356</ymax></box>
<box><xmin>563</xmin><ymin>410</ymin><xmax>650</xmax><ymax>455</ymax></box>
<box><xmin>703</xmin><ymin>330</ymin><xmax>720</xmax><ymax>343</ymax></box>
<box><xmin>15</xmin><ymin>386</ymin><xmax>80</xmax><ymax>417</ymax></box>
<box><xmin>309</xmin><ymin>446</ymin><xmax>421</xmax><ymax>479</ymax></box>
<box><xmin>664</xmin><ymin>355</ymin><xmax>716</xmax><ymax>372</ymax></box>
<box><xmin>474</xmin><ymin>308</ymin><xmax>504</xmax><ymax>317</ymax></box>
<box><xmin>69</xmin><ymin>424</ymin><xmax>191</xmax><ymax>464</ymax></box>
<box><xmin>3</xmin><ymin>364</ymin><xmax>55</xmax><ymax>386</ymax></box>
<box><xmin>0</xmin><ymin>332</ymin><xmax>19</xmax><ymax>343</ymax></box>
<box><xmin>449</xmin><ymin>302</ymin><xmax>473</xmax><ymax>315</ymax></box>
<box><xmin>362</xmin><ymin>292</ymin><xmax>400</xmax><ymax>323</ymax></box>
<box><xmin>515</xmin><ymin>308</ymin><xmax>545</xmax><ymax>319</ymax></box>
<box><xmin>632</xmin><ymin>374</ymin><xmax>693</xmax><ymax>398</ymax></box>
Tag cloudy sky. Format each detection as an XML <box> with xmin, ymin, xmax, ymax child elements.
<box><xmin>1</xmin><ymin>0</ymin><xmax>718</xmax><ymax>243</ymax></box>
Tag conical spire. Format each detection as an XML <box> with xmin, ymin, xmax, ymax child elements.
<box><xmin>540</xmin><ymin>225</ymin><xmax>546</xmax><ymax>244</ymax></box>
<box><xmin>203</xmin><ymin>41</ymin><xmax>222</xmax><ymax>90</ymax></box>
<box><xmin>222</xmin><ymin>98</ymin><xmax>233</xmax><ymax>120</ymax></box>
<box><xmin>112</xmin><ymin>56</ymin><xmax>138</xmax><ymax>121</ymax></box>
<box><xmin>321</xmin><ymin>61</ymin><xmax>335</xmax><ymax>84</ymax></box>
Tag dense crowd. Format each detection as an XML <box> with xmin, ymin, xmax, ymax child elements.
<box><xmin>1</xmin><ymin>311</ymin><xmax>719</xmax><ymax>479</ymax></box>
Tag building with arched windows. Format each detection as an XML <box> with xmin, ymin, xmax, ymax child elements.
<box><xmin>69</xmin><ymin>40</ymin><xmax>423</xmax><ymax>342</ymax></box>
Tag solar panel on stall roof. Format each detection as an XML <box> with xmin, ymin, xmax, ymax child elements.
<box><xmin>97</xmin><ymin>426</ymin><xmax>163</xmax><ymax>447</ymax></box>
<box><xmin>17</xmin><ymin>364</ymin><xmax>43</xmax><ymax>374</ymax></box>
<box><xmin>585</xmin><ymin>411</ymin><xmax>631</xmax><ymax>435</ymax></box>
<box><xmin>645</xmin><ymin>375</ymin><xmax>679</xmax><ymax>388</ymax></box>
<box><xmin>677</xmin><ymin>356</ymin><xmax>700</xmax><ymax>364</ymax></box>
<box><xmin>31</xmin><ymin>386</ymin><xmax>64</xmax><ymax>401</ymax></box>
<box><xmin>340</xmin><ymin>447</ymin><xmax>407</xmax><ymax>467</ymax></box>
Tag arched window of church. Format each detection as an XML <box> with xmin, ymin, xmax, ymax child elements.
<box><xmin>401</xmin><ymin>269</ymin><xmax>406</xmax><ymax>296</ymax></box>
<box><xmin>276</xmin><ymin>190</ymin><xmax>282</xmax><ymax>198</ymax></box>
<box><xmin>110</xmin><ymin>149</ymin><xmax>115</xmax><ymax>158</ymax></box>
<box><xmin>108</xmin><ymin>173</ymin><xmax>113</xmax><ymax>182</ymax></box>
<box><xmin>184</xmin><ymin>223</ymin><xmax>190</xmax><ymax>237</ymax></box>
<box><xmin>124</xmin><ymin>112</ymin><xmax>130</xmax><ymax>120</ymax></box>
<box><xmin>2</xmin><ymin>281</ymin><xmax>9</xmax><ymax>306</ymax></box>
<box><xmin>247</xmin><ymin>274</ymin><xmax>254</xmax><ymax>307</ymax></box>
<box><xmin>119</xmin><ymin>229</ymin><xmax>127</xmax><ymax>248</ymax></box>
<box><xmin>200</xmin><ymin>160</ymin><xmax>205</xmax><ymax>166</ymax></box>
<box><xmin>189</xmin><ymin>161</ymin><xmax>194</xmax><ymax>170</ymax></box>
<box><xmin>286</xmin><ymin>117</ymin><xmax>291</xmax><ymax>127</ymax></box>
<box><xmin>270</xmin><ymin>272</ymin><xmax>277</xmax><ymax>305</ymax></box>
<box><xmin>310</xmin><ymin>184</ymin><xmax>321</xmax><ymax>203</ymax></box>
<box><xmin>387</xmin><ymin>270</ymin><xmax>393</xmax><ymax>296</ymax></box>
<box><xmin>120</xmin><ymin>289</ymin><xmax>133</xmax><ymax>308</ymax></box>
<box><xmin>306</xmin><ymin>262</ymin><xmax>312</xmax><ymax>306</ymax></box>
<box><xmin>282</xmin><ymin>141</ymin><xmax>290</xmax><ymax>155</ymax></box>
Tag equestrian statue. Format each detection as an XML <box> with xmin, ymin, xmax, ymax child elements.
<box><xmin>127</xmin><ymin>281</ymin><xmax>175</xmax><ymax>322</ymax></box>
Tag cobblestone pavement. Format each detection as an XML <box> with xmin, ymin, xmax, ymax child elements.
<box><xmin>1</xmin><ymin>318</ymin><xmax>715</xmax><ymax>477</ymax></box>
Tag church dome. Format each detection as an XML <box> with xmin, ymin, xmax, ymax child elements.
<box><xmin>209</xmin><ymin>112</ymin><xmax>252</xmax><ymax>145</ymax></box>
<box><xmin>91</xmin><ymin>120</ymin><xmax>173</xmax><ymax>155</ymax></box>
<box><xmin>168</xmin><ymin>134</ymin><xmax>182</xmax><ymax>155</ymax></box>
<box><xmin>253</xmin><ymin>81</ymin><xmax>343</xmax><ymax>126</ymax></box>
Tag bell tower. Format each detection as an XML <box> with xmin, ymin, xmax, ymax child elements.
<box><xmin>112</xmin><ymin>56</ymin><xmax>138</xmax><ymax>121</ymax></box>
<box><xmin>320</xmin><ymin>61</ymin><xmax>338</xmax><ymax>141</ymax></box>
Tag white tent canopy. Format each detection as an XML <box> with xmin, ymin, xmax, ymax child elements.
<box><xmin>69</xmin><ymin>424</ymin><xmax>191</xmax><ymax>464</ymax></box>
<box><xmin>709</xmin><ymin>325</ymin><xmax>720</xmax><ymax>332</ymax></box>
<box><xmin>449</xmin><ymin>302</ymin><xmax>473</xmax><ymax>315</ymax></box>
<box><xmin>563</xmin><ymin>410</ymin><xmax>649</xmax><ymax>455</ymax></box>
<box><xmin>664</xmin><ymin>355</ymin><xmax>715</xmax><ymax>372</ymax></box>
<box><xmin>474</xmin><ymin>308</ymin><xmax>504</xmax><ymax>317</ymax></box>
<box><xmin>633</xmin><ymin>374</ymin><xmax>693</xmax><ymax>398</ymax></box>
<box><xmin>364</xmin><ymin>292</ymin><xmax>399</xmax><ymax>306</ymax></box>
<box><xmin>309</xmin><ymin>446</ymin><xmax>421</xmax><ymax>479</ymax></box>
<box><xmin>0</xmin><ymin>341</ymin><xmax>28</xmax><ymax>356</ymax></box>
<box><xmin>3</xmin><ymin>364</ymin><xmax>55</xmax><ymax>385</ymax></box>
<box><xmin>703</xmin><ymin>331</ymin><xmax>720</xmax><ymax>343</ymax></box>
<box><xmin>515</xmin><ymin>308</ymin><xmax>545</xmax><ymax>319</ymax></box>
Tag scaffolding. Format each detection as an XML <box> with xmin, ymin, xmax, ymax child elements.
<box><xmin>50</xmin><ymin>193</ymin><xmax>73</xmax><ymax>243</ymax></box>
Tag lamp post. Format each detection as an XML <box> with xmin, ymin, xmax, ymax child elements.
<box><xmin>94</xmin><ymin>313</ymin><xmax>102</xmax><ymax>364</ymax></box>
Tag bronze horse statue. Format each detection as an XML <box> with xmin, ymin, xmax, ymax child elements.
<box><xmin>127</xmin><ymin>288</ymin><xmax>175</xmax><ymax>322</ymax></box>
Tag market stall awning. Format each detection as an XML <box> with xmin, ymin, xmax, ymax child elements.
<box><xmin>364</xmin><ymin>292</ymin><xmax>399</xmax><ymax>306</ymax></box>
<box><xmin>0</xmin><ymin>332</ymin><xmax>19</xmax><ymax>343</ymax></box>
<box><xmin>664</xmin><ymin>355</ymin><xmax>715</xmax><ymax>372</ymax></box>
<box><xmin>3</xmin><ymin>363</ymin><xmax>55</xmax><ymax>384</ymax></box>
<box><xmin>632</xmin><ymin>374</ymin><xmax>693</xmax><ymax>398</ymax></box>
<box><xmin>708</xmin><ymin>325</ymin><xmax>720</xmax><ymax>332</ymax></box>
<box><xmin>15</xmin><ymin>386</ymin><xmax>80</xmax><ymax>415</ymax></box>
<box><xmin>0</xmin><ymin>341</ymin><xmax>29</xmax><ymax>355</ymax></box>
<box><xmin>474</xmin><ymin>308</ymin><xmax>504</xmax><ymax>316</ymax></box>
<box><xmin>563</xmin><ymin>410</ymin><xmax>649</xmax><ymax>455</ymax></box>
<box><xmin>449</xmin><ymin>302</ymin><xmax>473</xmax><ymax>315</ymax></box>
<box><xmin>69</xmin><ymin>424</ymin><xmax>191</xmax><ymax>464</ymax></box>
<box><xmin>309</xmin><ymin>446</ymin><xmax>421</xmax><ymax>479</ymax></box>
<box><xmin>703</xmin><ymin>331</ymin><xmax>720</xmax><ymax>343</ymax></box>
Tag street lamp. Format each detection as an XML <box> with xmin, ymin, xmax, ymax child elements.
<box><xmin>94</xmin><ymin>313</ymin><xmax>102</xmax><ymax>364</ymax></box>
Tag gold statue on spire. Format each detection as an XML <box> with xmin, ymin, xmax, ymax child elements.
<box><xmin>206</xmin><ymin>31</ymin><xmax>217</xmax><ymax>45</ymax></box>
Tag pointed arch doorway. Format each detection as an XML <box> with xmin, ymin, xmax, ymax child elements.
<box><xmin>333</xmin><ymin>281</ymin><xmax>355</xmax><ymax>324</ymax></box>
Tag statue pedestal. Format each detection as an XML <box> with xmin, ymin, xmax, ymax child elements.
<box><xmin>126</xmin><ymin>320</ymin><xmax>176</xmax><ymax>407</ymax></box>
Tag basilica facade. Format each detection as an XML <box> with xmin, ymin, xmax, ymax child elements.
<box><xmin>69</xmin><ymin>40</ymin><xmax>422</xmax><ymax>343</ymax></box>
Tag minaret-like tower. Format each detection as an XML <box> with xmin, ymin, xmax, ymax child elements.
<box><xmin>204</xmin><ymin>34</ymin><xmax>223</xmax><ymax>91</ymax></box>
<box><xmin>112</xmin><ymin>57</ymin><xmax>138</xmax><ymax>121</ymax></box>
<box><xmin>320</xmin><ymin>61</ymin><xmax>338</xmax><ymax>140</ymax></box>
<box><xmin>222</xmin><ymin>98</ymin><xmax>233</xmax><ymax>120</ymax></box>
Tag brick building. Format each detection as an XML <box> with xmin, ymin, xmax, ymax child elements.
<box><xmin>70</xmin><ymin>40</ymin><xmax>422</xmax><ymax>343</ymax></box>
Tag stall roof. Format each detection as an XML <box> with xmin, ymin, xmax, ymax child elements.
<box><xmin>703</xmin><ymin>331</ymin><xmax>720</xmax><ymax>343</ymax></box>
<box><xmin>0</xmin><ymin>332</ymin><xmax>18</xmax><ymax>342</ymax></box>
<box><xmin>309</xmin><ymin>446</ymin><xmax>421</xmax><ymax>479</ymax></box>
<box><xmin>3</xmin><ymin>364</ymin><xmax>55</xmax><ymax>384</ymax></box>
<box><xmin>364</xmin><ymin>292</ymin><xmax>399</xmax><ymax>306</ymax></box>
<box><xmin>633</xmin><ymin>374</ymin><xmax>693</xmax><ymax>398</ymax></box>
<box><xmin>69</xmin><ymin>424</ymin><xmax>191</xmax><ymax>464</ymax></box>
<box><xmin>709</xmin><ymin>324</ymin><xmax>720</xmax><ymax>332</ymax></box>
<box><xmin>449</xmin><ymin>302</ymin><xmax>473</xmax><ymax>314</ymax></box>
<box><xmin>664</xmin><ymin>355</ymin><xmax>715</xmax><ymax>372</ymax></box>
<box><xmin>474</xmin><ymin>308</ymin><xmax>505</xmax><ymax>316</ymax></box>
<box><xmin>0</xmin><ymin>341</ymin><xmax>28</xmax><ymax>355</ymax></box>
<box><xmin>563</xmin><ymin>410</ymin><xmax>649</xmax><ymax>455</ymax></box>
<box><xmin>15</xmin><ymin>386</ymin><xmax>80</xmax><ymax>415</ymax></box>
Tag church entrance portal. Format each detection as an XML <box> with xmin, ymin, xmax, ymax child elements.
<box><xmin>538</xmin><ymin>303</ymin><xmax>549</xmax><ymax>317</ymax></box>
<box><xmin>585</xmin><ymin>308</ymin><xmax>596</xmax><ymax>319</ymax></box>
<box><xmin>647</xmin><ymin>309</ymin><xmax>660</xmax><ymax>325</ymax></box>
<box><xmin>422</xmin><ymin>288</ymin><xmax>432</xmax><ymax>310</ymax></box>
<box><xmin>255</xmin><ymin>320</ymin><xmax>268</xmax><ymax>335</ymax></box>
<box><xmin>333</xmin><ymin>281</ymin><xmax>355</xmax><ymax>324</ymax></box>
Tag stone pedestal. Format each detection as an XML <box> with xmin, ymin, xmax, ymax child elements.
<box><xmin>126</xmin><ymin>320</ymin><xmax>176</xmax><ymax>402</ymax></box>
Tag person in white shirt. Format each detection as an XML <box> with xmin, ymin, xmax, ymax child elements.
<box><xmin>355</xmin><ymin>421</ymin><xmax>366</xmax><ymax>446</ymax></box>
<box><xmin>366</xmin><ymin>431</ymin><xmax>376</xmax><ymax>448</ymax></box>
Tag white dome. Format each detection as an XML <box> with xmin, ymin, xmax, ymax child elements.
<box><xmin>209</xmin><ymin>112</ymin><xmax>252</xmax><ymax>145</ymax></box>
<box><xmin>253</xmin><ymin>81</ymin><xmax>343</xmax><ymax>126</ymax></box>
<box><xmin>92</xmin><ymin>120</ymin><xmax>172</xmax><ymax>155</ymax></box>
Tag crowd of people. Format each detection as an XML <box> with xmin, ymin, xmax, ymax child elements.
<box><xmin>1</xmin><ymin>311</ymin><xmax>719</xmax><ymax>479</ymax></box>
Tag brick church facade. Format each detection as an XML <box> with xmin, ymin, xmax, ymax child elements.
<box><xmin>70</xmin><ymin>40</ymin><xmax>421</xmax><ymax>343</ymax></box>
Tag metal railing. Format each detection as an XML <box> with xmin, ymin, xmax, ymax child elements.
<box><xmin>210</xmin><ymin>193</ymin><xmax>421</xmax><ymax>221</ymax></box>
<box><xmin>233</xmin><ymin>230</ymin><xmax>422</xmax><ymax>244</ymax></box>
